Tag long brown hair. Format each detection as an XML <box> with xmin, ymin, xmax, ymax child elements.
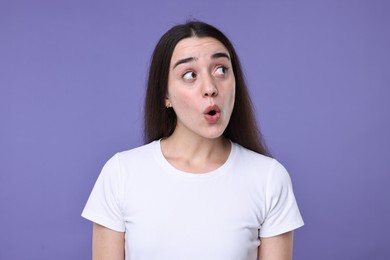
<box><xmin>144</xmin><ymin>21</ymin><xmax>270</xmax><ymax>156</ymax></box>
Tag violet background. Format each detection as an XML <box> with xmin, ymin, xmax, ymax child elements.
<box><xmin>1</xmin><ymin>0</ymin><xmax>389</xmax><ymax>259</ymax></box>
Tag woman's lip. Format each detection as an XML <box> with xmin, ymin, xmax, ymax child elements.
<box><xmin>204</xmin><ymin>105</ymin><xmax>221</xmax><ymax>123</ymax></box>
<box><xmin>204</xmin><ymin>112</ymin><xmax>220</xmax><ymax>123</ymax></box>
<box><xmin>203</xmin><ymin>105</ymin><xmax>221</xmax><ymax>114</ymax></box>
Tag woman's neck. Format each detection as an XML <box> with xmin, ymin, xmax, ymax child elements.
<box><xmin>160</xmin><ymin>134</ymin><xmax>231</xmax><ymax>174</ymax></box>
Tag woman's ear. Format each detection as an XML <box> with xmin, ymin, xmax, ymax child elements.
<box><xmin>165</xmin><ymin>97</ymin><xmax>172</xmax><ymax>108</ymax></box>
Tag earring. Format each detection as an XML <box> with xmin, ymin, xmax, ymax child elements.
<box><xmin>166</xmin><ymin>103</ymin><xmax>172</xmax><ymax>108</ymax></box>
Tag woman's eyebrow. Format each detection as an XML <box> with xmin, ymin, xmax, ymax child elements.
<box><xmin>173</xmin><ymin>57</ymin><xmax>197</xmax><ymax>69</ymax></box>
<box><xmin>211</xmin><ymin>52</ymin><xmax>230</xmax><ymax>60</ymax></box>
<box><xmin>173</xmin><ymin>52</ymin><xmax>230</xmax><ymax>70</ymax></box>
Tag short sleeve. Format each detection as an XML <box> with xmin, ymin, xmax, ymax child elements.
<box><xmin>259</xmin><ymin>160</ymin><xmax>304</xmax><ymax>237</ymax></box>
<box><xmin>81</xmin><ymin>154</ymin><xmax>125</xmax><ymax>232</ymax></box>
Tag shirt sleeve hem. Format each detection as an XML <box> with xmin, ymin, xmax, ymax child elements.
<box><xmin>259</xmin><ymin>219</ymin><xmax>304</xmax><ymax>238</ymax></box>
<box><xmin>81</xmin><ymin>210</ymin><xmax>126</xmax><ymax>233</ymax></box>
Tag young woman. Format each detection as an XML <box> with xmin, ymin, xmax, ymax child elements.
<box><xmin>82</xmin><ymin>21</ymin><xmax>304</xmax><ymax>260</ymax></box>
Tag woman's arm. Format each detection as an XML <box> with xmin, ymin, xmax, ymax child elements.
<box><xmin>92</xmin><ymin>223</ymin><xmax>125</xmax><ymax>260</ymax></box>
<box><xmin>258</xmin><ymin>231</ymin><xmax>294</xmax><ymax>260</ymax></box>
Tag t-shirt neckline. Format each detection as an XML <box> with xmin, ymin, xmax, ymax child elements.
<box><xmin>153</xmin><ymin>139</ymin><xmax>237</xmax><ymax>180</ymax></box>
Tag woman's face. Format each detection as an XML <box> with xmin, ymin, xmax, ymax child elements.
<box><xmin>166</xmin><ymin>37</ymin><xmax>236</xmax><ymax>140</ymax></box>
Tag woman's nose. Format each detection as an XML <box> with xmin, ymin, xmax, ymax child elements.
<box><xmin>202</xmin><ymin>77</ymin><xmax>218</xmax><ymax>97</ymax></box>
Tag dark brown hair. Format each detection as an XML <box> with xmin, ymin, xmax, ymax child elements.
<box><xmin>144</xmin><ymin>21</ymin><xmax>270</xmax><ymax>156</ymax></box>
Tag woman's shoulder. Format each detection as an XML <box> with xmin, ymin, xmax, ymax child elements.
<box><xmin>117</xmin><ymin>140</ymin><xmax>158</xmax><ymax>159</ymax></box>
<box><xmin>101</xmin><ymin>140</ymin><xmax>160</xmax><ymax>178</ymax></box>
<box><xmin>231</xmin><ymin>141</ymin><xmax>288</xmax><ymax>178</ymax></box>
<box><xmin>232</xmin><ymin>142</ymin><xmax>275</xmax><ymax>165</ymax></box>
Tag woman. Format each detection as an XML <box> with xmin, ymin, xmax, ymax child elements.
<box><xmin>82</xmin><ymin>21</ymin><xmax>304</xmax><ymax>260</ymax></box>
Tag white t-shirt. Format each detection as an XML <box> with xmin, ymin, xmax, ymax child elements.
<box><xmin>82</xmin><ymin>140</ymin><xmax>304</xmax><ymax>260</ymax></box>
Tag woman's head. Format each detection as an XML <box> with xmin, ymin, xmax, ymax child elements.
<box><xmin>144</xmin><ymin>20</ymin><xmax>269</xmax><ymax>156</ymax></box>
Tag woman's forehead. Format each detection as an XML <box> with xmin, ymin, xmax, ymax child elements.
<box><xmin>171</xmin><ymin>37</ymin><xmax>229</xmax><ymax>62</ymax></box>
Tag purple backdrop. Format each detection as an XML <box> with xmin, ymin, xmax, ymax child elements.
<box><xmin>1</xmin><ymin>0</ymin><xmax>389</xmax><ymax>259</ymax></box>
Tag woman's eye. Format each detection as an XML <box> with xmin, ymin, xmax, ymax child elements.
<box><xmin>215</xmin><ymin>66</ymin><xmax>228</xmax><ymax>76</ymax></box>
<box><xmin>182</xmin><ymin>71</ymin><xmax>197</xmax><ymax>80</ymax></box>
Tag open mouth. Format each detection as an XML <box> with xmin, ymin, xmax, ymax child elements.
<box><xmin>204</xmin><ymin>105</ymin><xmax>221</xmax><ymax>123</ymax></box>
<box><xmin>204</xmin><ymin>105</ymin><xmax>220</xmax><ymax>116</ymax></box>
<box><xmin>208</xmin><ymin>110</ymin><xmax>217</xmax><ymax>116</ymax></box>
